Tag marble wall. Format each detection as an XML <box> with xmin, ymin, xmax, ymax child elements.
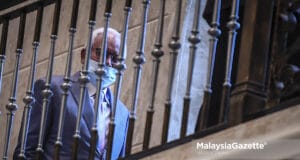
<box><xmin>0</xmin><ymin>0</ymin><xmax>209</xmax><ymax>157</ymax></box>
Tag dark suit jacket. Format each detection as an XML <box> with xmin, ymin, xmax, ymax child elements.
<box><xmin>14</xmin><ymin>72</ymin><xmax>129</xmax><ymax>160</ymax></box>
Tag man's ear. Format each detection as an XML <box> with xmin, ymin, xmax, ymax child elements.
<box><xmin>80</xmin><ymin>48</ymin><xmax>86</xmax><ymax>64</ymax></box>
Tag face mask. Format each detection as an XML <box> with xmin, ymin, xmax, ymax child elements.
<box><xmin>88</xmin><ymin>59</ymin><xmax>117</xmax><ymax>89</ymax></box>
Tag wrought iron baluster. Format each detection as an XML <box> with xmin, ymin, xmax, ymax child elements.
<box><xmin>196</xmin><ymin>0</ymin><xmax>222</xmax><ymax>132</ymax></box>
<box><xmin>42</xmin><ymin>0</ymin><xmax>62</xmax><ymax>158</ymax></box>
<box><xmin>162</xmin><ymin>0</ymin><xmax>182</xmax><ymax>144</ymax></box>
<box><xmin>108</xmin><ymin>0</ymin><xmax>132</xmax><ymax>156</ymax></box>
<box><xmin>35</xmin><ymin>0</ymin><xmax>75</xmax><ymax>159</ymax></box>
<box><xmin>142</xmin><ymin>0</ymin><xmax>165</xmax><ymax>150</ymax></box>
<box><xmin>64</xmin><ymin>0</ymin><xmax>97</xmax><ymax>159</ymax></box>
<box><xmin>44</xmin><ymin>0</ymin><xmax>62</xmax><ymax>159</ymax></box>
<box><xmin>52</xmin><ymin>0</ymin><xmax>80</xmax><ymax>159</ymax></box>
<box><xmin>2</xmin><ymin>11</ymin><xmax>26</xmax><ymax>160</ymax></box>
<box><xmin>126</xmin><ymin>0</ymin><xmax>151</xmax><ymax>154</ymax></box>
<box><xmin>18</xmin><ymin>4</ymin><xmax>44</xmax><ymax>159</ymax></box>
<box><xmin>94</xmin><ymin>1</ymin><xmax>118</xmax><ymax>160</ymax></box>
<box><xmin>77</xmin><ymin>0</ymin><xmax>98</xmax><ymax>159</ymax></box>
<box><xmin>0</xmin><ymin>18</ymin><xmax>9</xmax><ymax>94</ymax></box>
<box><xmin>181</xmin><ymin>0</ymin><xmax>202</xmax><ymax>138</ymax></box>
<box><xmin>219</xmin><ymin>0</ymin><xmax>240</xmax><ymax>123</ymax></box>
<box><xmin>38</xmin><ymin>0</ymin><xmax>62</xmax><ymax>158</ymax></box>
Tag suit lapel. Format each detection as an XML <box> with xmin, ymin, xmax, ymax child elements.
<box><xmin>107</xmin><ymin>89</ymin><xmax>129</xmax><ymax>159</ymax></box>
<box><xmin>69</xmin><ymin>72</ymin><xmax>94</xmax><ymax>130</ymax></box>
<box><xmin>70</xmin><ymin>76</ymin><xmax>128</xmax><ymax>159</ymax></box>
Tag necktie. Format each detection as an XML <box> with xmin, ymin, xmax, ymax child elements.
<box><xmin>90</xmin><ymin>91</ymin><xmax>110</xmax><ymax>155</ymax></box>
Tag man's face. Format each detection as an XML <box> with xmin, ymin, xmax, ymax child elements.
<box><xmin>81</xmin><ymin>32</ymin><xmax>120</xmax><ymax>67</ymax></box>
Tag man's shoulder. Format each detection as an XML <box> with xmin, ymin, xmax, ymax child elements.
<box><xmin>51</xmin><ymin>75</ymin><xmax>65</xmax><ymax>86</ymax></box>
<box><xmin>117</xmin><ymin>100</ymin><xmax>129</xmax><ymax>115</ymax></box>
<box><xmin>35</xmin><ymin>75</ymin><xmax>65</xmax><ymax>89</ymax></box>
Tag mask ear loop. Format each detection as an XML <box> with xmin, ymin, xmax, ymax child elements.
<box><xmin>87</xmin><ymin>59</ymin><xmax>100</xmax><ymax>87</ymax></box>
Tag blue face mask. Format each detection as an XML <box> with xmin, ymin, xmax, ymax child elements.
<box><xmin>88</xmin><ymin>59</ymin><xmax>117</xmax><ymax>89</ymax></box>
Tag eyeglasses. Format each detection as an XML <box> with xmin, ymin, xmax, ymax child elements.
<box><xmin>95</xmin><ymin>47</ymin><xmax>118</xmax><ymax>64</ymax></box>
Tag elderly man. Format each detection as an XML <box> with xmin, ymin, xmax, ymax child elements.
<box><xmin>13</xmin><ymin>28</ymin><xmax>129</xmax><ymax>160</ymax></box>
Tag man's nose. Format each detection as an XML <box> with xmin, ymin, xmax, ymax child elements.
<box><xmin>105</xmin><ymin>56</ymin><xmax>112</xmax><ymax>67</ymax></box>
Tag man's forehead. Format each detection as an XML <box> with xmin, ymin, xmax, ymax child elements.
<box><xmin>93</xmin><ymin>33</ymin><xmax>120</xmax><ymax>53</ymax></box>
<box><xmin>95</xmin><ymin>32</ymin><xmax>120</xmax><ymax>43</ymax></box>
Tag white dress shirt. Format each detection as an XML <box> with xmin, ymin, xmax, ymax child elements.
<box><xmin>87</xmin><ymin>83</ymin><xmax>110</xmax><ymax>154</ymax></box>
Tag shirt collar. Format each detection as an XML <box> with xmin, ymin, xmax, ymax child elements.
<box><xmin>80</xmin><ymin>72</ymin><xmax>107</xmax><ymax>96</ymax></box>
<box><xmin>86</xmin><ymin>82</ymin><xmax>107</xmax><ymax>96</ymax></box>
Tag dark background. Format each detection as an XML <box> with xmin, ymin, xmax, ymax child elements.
<box><xmin>0</xmin><ymin>0</ymin><xmax>25</xmax><ymax>11</ymax></box>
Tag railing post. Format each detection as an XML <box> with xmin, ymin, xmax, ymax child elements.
<box><xmin>196</xmin><ymin>0</ymin><xmax>222</xmax><ymax>132</ymax></box>
<box><xmin>54</xmin><ymin>0</ymin><xmax>79</xmax><ymax>159</ymax></box>
<box><xmin>124</xmin><ymin>0</ymin><xmax>151</xmax><ymax>156</ymax></box>
<box><xmin>142</xmin><ymin>0</ymin><xmax>165</xmax><ymax>150</ymax></box>
<box><xmin>70</xmin><ymin>0</ymin><xmax>97</xmax><ymax>158</ymax></box>
<box><xmin>219</xmin><ymin>0</ymin><xmax>240</xmax><ymax>123</ymax></box>
<box><xmin>43</xmin><ymin>0</ymin><xmax>62</xmax><ymax>158</ymax></box>
<box><xmin>229</xmin><ymin>0</ymin><xmax>274</xmax><ymax>125</ymax></box>
<box><xmin>0</xmin><ymin>18</ymin><xmax>9</xmax><ymax>94</ymax></box>
<box><xmin>36</xmin><ymin>0</ymin><xmax>74</xmax><ymax>159</ymax></box>
<box><xmin>111</xmin><ymin>0</ymin><xmax>132</xmax><ymax>156</ymax></box>
<box><xmin>181</xmin><ymin>0</ymin><xmax>202</xmax><ymax>138</ymax></box>
<box><xmin>93</xmin><ymin>0</ymin><xmax>114</xmax><ymax>159</ymax></box>
<box><xmin>49</xmin><ymin>1</ymin><xmax>63</xmax><ymax>159</ymax></box>
<box><xmin>2</xmin><ymin>11</ymin><xmax>26</xmax><ymax>160</ymax></box>
<box><xmin>162</xmin><ymin>0</ymin><xmax>183</xmax><ymax>144</ymax></box>
<box><xmin>18</xmin><ymin>3</ymin><xmax>44</xmax><ymax>159</ymax></box>
<box><xmin>80</xmin><ymin>0</ymin><xmax>98</xmax><ymax>159</ymax></box>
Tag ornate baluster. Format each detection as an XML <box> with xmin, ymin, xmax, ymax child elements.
<box><xmin>38</xmin><ymin>0</ymin><xmax>62</xmax><ymax>158</ymax></box>
<box><xmin>18</xmin><ymin>4</ymin><xmax>44</xmax><ymax>159</ymax></box>
<box><xmin>181</xmin><ymin>0</ymin><xmax>202</xmax><ymax>138</ymax></box>
<box><xmin>0</xmin><ymin>18</ymin><xmax>9</xmax><ymax>94</ymax></box>
<box><xmin>65</xmin><ymin>0</ymin><xmax>97</xmax><ymax>159</ymax></box>
<box><xmin>88</xmin><ymin>0</ymin><xmax>113</xmax><ymax>159</ymax></box>
<box><xmin>0</xmin><ymin>18</ymin><xmax>9</xmax><ymax>127</ymax></box>
<box><xmin>109</xmin><ymin>0</ymin><xmax>132</xmax><ymax>156</ymax></box>
<box><xmin>142</xmin><ymin>0</ymin><xmax>165</xmax><ymax>150</ymax></box>
<box><xmin>98</xmin><ymin>0</ymin><xmax>124</xmax><ymax>159</ymax></box>
<box><xmin>2</xmin><ymin>11</ymin><xmax>26</xmax><ymax>160</ymax></box>
<box><xmin>196</xmin><ymin>0</ymin><xmax>222</xmax><ymax>131</ymax></box>
<box><xmin>219</xmin><ymin>0</ymin><xmax>240</xmax><ymax>123</ymax></box>
<box><xmin>51</xmin><ymin>0</ymin><xmax>79</xmax><ymax>159</ymax></box>
<box><xmin>35</xmin><ymin>0</ymin><xmax>76</xmax><ymax>159</ymax></box>
<box><xmin>162</xmin><ymin>0</ymin><xmax>182</xmax><ymax>144</ymax></box>
<box><xmin>125</xmin><ymin>0</ymin><xmax>150</xmax><ymax>154</ymax></box>
<box><xmin>43</xmin><ymin>0</ymin><xmax>62</xmax><ymax>159</ymax></box>
<box><xmin>77</xmin><ymin>1</ymin><xmax>99</xmax><ymax>160</ymax></box>
<box><xmin>39</xmin><ymin>0</ymin><xmax>61</xmax><ymax>158</ymax></box>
